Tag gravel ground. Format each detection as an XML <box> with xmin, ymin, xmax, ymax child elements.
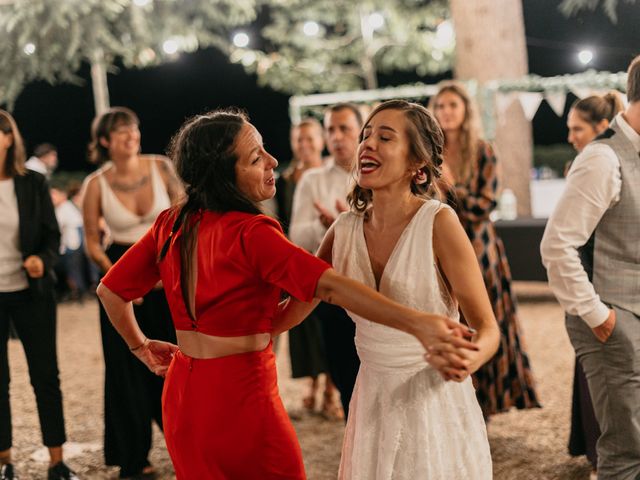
<box><xmin>7</xmin><ymin>283</ymin><xmax>593</xmax><ymax>479</ymax></box>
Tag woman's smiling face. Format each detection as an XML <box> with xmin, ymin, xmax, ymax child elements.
<box><xmin>357</xmin><ymin>108</ymin><xmax>415</xmax><ymax>191</ymax></box>
<box><xmin>234</xmin><ymin>122</ymin><xmax>278</xmax><ymax>202</ymax></box>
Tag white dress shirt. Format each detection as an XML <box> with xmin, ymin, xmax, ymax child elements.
<box><xmin>541</xmin><ymin>113</ymin><xmax>640</xmax><ymax>328</ymax></box>
<box><xmin>55</xmin><ymin>200</ymin><xmax>84</xmax><ymax>254</ymax></box>
<box><xmin>25</xmin><ymin>156</ymin><xmax>49</xmax><ymax>177</ymax></box>
<box><xmin>289</xmin><ymin>158</ymin><xmax>353</xmax><ymax>253</ymax></box>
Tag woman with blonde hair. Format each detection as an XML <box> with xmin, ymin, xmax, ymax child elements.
<box><xmin>430</xmin><ymin>81</ymin><xmax>541</xmax><ymax>418</ymax></box>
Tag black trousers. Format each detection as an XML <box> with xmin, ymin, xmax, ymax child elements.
<box><xmin>0</xmin><ymin>288</ymin><xmax>66</xmax><ymax>451</ymax></box>
<box><xmin>101</xmin><ymin>244</ymin><xmax>176</xmax><ymax>478</ymax></box>
<box><xmin>315</xmin><ymin>302</ymin><xmax>360</xmax><ymax>420</ymax></box>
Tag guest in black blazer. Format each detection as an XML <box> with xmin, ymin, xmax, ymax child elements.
<box><xmin>0</xmin><ymin>110</ymin><xmax>78</xmax><ymax>480</ymax></box>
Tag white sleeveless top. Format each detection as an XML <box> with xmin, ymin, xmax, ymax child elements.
<box><xmin>98</xmin><ymin>157</ymin><xmax>171</xmax><ymax>245</ymax></box>
<box><xmin>332</xmin><ymin>199</ymin><xmax>492</xmax><ymax>480</ymax></box>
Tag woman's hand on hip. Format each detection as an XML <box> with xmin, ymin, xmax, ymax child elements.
<box><xmin>133</xmin><ymin>339</ymin><xmax>179</xmax><ymax>377</ymax></box>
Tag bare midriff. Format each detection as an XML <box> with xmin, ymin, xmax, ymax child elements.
<box><xmin>176</xmin><ymin>330</ymin><xmax>271</xmax><ymax>359</ymax></box>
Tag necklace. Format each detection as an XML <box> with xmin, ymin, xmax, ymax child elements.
<box><xmin>110</xmin><ymin>175</ymin><xmax>150</xmax><ymax>192</ymax></box>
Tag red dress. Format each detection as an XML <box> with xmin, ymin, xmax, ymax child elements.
<box><xmin>102</xmin><ymin>209</ymin><xmax>331</xmax><ymax>479</ymax></box>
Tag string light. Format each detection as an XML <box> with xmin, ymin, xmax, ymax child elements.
<box><xmin>578</xmin><ymin>49</ymin><xmax>593</xmax><ymax>65</ymax></box>
<box><xmin>23</xmin><ymin>42</ymin><xmax>36</xmax><ymax>55</ymax></box>
<box><xmin>303</xmin><ymin>21</ymin><xmax>319</xmax><ymax>36</ymax></box>
<box><xmin>368</xmin><ymin>12</ymin><xmax>384</xmax><ymax>30</ymax></box>
<box><xmin>162</xmin><ymin>38</ymin><xmax>179</xmax><ymax>54</ymax></box>
<box><xmin>233</xmin><ymin>32</ymin><xmax>250</xmax><ymax>48</ymax></box>
<box><xmin>434</xmin><ymin>20</ymin><xmax>454</xmax><ymax>49</ymax></box>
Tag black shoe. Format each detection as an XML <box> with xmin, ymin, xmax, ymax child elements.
<box><xmin>0</xmin><ymin>464</ymin><xmax>17</xmax><ymax>480</ymax></box>
<box><xmin>47</xmin><ymin>462</ymin><xmax>79</xmax><ymax>480</ymax></box>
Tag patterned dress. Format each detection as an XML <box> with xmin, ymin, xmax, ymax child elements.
<box><xmin>446</xmin><ymin>141</ymin><xmax>541</xmax><ymax>417</ymax></box>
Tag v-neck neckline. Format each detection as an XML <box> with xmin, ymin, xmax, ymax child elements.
<box><xmin>105</xmin><ymin>160</ymin><xmax>157</xmax><ymax>219</ymax></box>
<box><xmin>360</xmin><ymin>201</ymin><xmax>428</xmax><ymax>292</ymax></box>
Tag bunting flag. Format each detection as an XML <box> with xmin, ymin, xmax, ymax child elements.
<box><xmin>545</xmin><ymin>92</ymin><xmax>567</xmax><ymax>117</ymax></box>
<box><xmin>569</xmin><ymin>86</ymin><xmax>592</xmax><ymax>99</ymax></box>
<box><xmin>518</xmin><ymin>92</ymin><xmax>544</xmax><ymax>121</ymax></box>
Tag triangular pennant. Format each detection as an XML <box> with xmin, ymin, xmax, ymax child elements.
<box><xmin>569</xmin><ymin>86</ymin><xmax>592</xmax><ymax>99</ymax></box>
<box><xmin>518</xmin><ymin>92</ymin><xmax>544</xmax><ymax>121</ymax></box>
<box><xmin>545</xmin><ymin>92</ymin><xmax>567</xmax><ymax>117</ymax></box>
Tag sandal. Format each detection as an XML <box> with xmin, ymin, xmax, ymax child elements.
<box><xmin>320</xmin><ymin>390</ymin><xmax>344</xmax><ymax>421</ymax></box>
<box><xmin>302</xmin><ymin>394</ymin><xmax>316</xmax><ymax>412</ymax></box>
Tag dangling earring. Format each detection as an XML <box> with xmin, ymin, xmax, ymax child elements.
<box><xmin>413</xmin><ymin>168</ymin><xmax>428</xmax><ymax>185</ymax></box>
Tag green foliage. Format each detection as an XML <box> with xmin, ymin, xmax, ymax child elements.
<box><xmin>559</xmin><ymin>0</ymin><xmax>637</xmax><ymax>23</ymax></box>
<box><xmin>533</xmin><ymin>143</ymin><xmax>575</xmax><ymax>176</ymax></box>
<box><xmin>230</xmin><ymin>0</ymin><xmax>454</xmax><ymax>94</ymax></box>
<box><xmin>0</xmin><ymin>0</ymin><xmax>257</xmax><ymax>107</ymax></box>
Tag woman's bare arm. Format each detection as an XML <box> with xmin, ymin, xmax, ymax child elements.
<box><xmin>273</xmin><ymin>220</ymin><xmax>478</xmax><ymax>363</ymax></box>
<box><xmin>270</xmin><ymin>225</ymin><xmax>335</xmax><ymax>336</ymax></box>
<box><xmin>156</xmin><ymin>156</ymin><xmax>185</xmax><ymax>205</ymax></box>
<box><xmin>430</xmin><ymin>207</ymin><xmax>500</xmax><ymax>379</ymax></box>
<box><xmin>97</xmin><ymin>283</ymin><xmax>178</xmax><ymax>376</ymax></box>
<box><xmin>82</xmin><ymin>174</ymin><xmax>112</xmax><ymax>273</ymax></box>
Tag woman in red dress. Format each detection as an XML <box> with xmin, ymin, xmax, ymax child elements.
<box><xmin>96</xmin><ymin>109</ymin><xmax>478</xmax><ymax>479</ymax></box>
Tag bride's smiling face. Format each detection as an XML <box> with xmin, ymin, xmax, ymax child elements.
<box><xmin>357</xmin><ymin>109</ymin><xmax>415</xmax><ymax>191</ymax></box>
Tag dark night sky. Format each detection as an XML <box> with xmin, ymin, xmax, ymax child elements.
<box><xmin>8</xmin><ymin>0</ymin><xmax>640</xmax><ymax>174</ymax></box>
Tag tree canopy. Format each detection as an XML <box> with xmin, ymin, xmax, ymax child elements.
<box><xmin>559</xmin><ymin>0</ymin><xmax>637</xmax><ymax>22</ymax></box>
<box><xmin>229</xmin><ymin>0</ymin><xmax>454</xmax><ymax>94</ymax></box>
<box><xmin>0</xmin><ymin>0</ymin><xmax>256</xmax><ymax>107</ymax></box>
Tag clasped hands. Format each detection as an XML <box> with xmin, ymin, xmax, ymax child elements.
<box><xmin>414</xmin><ymin>315</ymin><xmax>481</xmax><ymax>383</ymax></box>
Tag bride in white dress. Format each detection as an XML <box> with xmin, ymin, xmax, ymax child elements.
<box><xmin>317</xmin><ymin>100</ymin><xmax>499</xmax><ymax>479</ymax></box>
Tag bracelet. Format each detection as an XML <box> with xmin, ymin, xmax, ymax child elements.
<box><xmin>130</xmin><ymin>338</ymin><xmax>148</xmax><ymax>352</ymax></box>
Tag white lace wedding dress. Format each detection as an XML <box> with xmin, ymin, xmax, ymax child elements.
<box><xmin>332</xmin><ymin>200</ymin><xmax>492</xmax><ymax>480</ymax></box>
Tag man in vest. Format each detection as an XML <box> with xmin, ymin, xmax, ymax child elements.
<box><xmin>541</xmin><ymin>55</ymin><xmax>640</xmax><ymax>480</ymax></box>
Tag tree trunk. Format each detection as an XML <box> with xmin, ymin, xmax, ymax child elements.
<box><xmin>450</xmin><ymin>0</ymin><xmax>532</xmax><ymax>216</ymax></box>
<box><xmin>359</xmin><ymin>10</ymin><xmax>379</xmax><ymax>90</ymax></box>
<box><xmin>90</xmin><ymin>49</ymin><xmax>110</xmax><ymax>116</ymax></box>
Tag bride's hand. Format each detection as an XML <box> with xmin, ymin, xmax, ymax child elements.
<box><xmin>424</xmin><ymin>329</ymin><xmax>484</xmax><ymax>382</ymax></box>
<box><xmin>425</xmin><ymin>346</ymin><xmax>476</xmax><ymax>382</ymax></box>
<box><xmin>412</xmin><ymin>313</ymin><xmax>478</xmax><ymax>354</ymax></box>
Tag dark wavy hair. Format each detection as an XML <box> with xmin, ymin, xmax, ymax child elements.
<box><xmin>88</xmin><ymin>107</ymin><xmax>140</xmax><ymax>164</ymax></box>
<box><xmin>0</xmin><ymin>109</ymin><xmax>26</xmax><ymax>177</ymax></box>
<box><xmin>158</xmin><ymin>109</ymin><xmax>260</xmax><ymax>321</ymax></box>
<box><xmin>348</xmin><ymin>100</ymin><xmax>445</xmax><ymax>213</ymax></box>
